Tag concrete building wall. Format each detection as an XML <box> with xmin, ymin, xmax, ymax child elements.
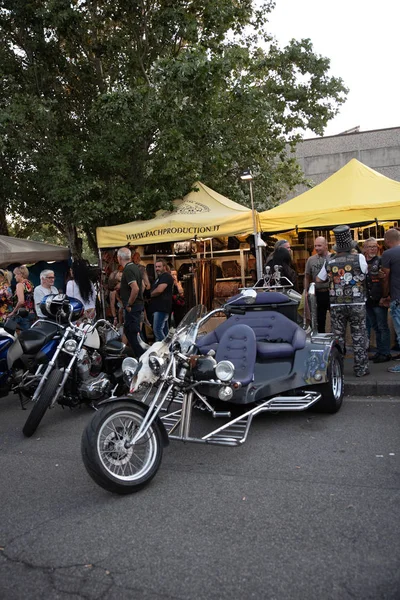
<box><xmin>287</xmin><ymin>126</ymin><xmax>400</xmax><ymax>200</ymax></box>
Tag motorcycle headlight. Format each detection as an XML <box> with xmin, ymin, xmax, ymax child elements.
<box><xmin>122</xmin><ymin>357</ymin><xmax>140</xmax><ymax>385</ymax></box>
<box><xmin>64</xmin><ymin>339</ymin><xmax>77</xmax><ymax>353</ymax></box>
<box><xmin>122</xmin><ymin>357</ymin><xmax>139</xmax><ymax>374</ymax></box>
<box><xmin>218</xmin><ymin>386</ymin><xmax>234</xmax><ymax>401</ymax></box>
<box><xmin>149</xmin><ymin>354</ymin><xmax>165</xmax><ymax>376</ymax></box>
<box><xmin>215</xmin><ymin>360</ymin><xmax>235</xmax><ymax>382</ymax></box>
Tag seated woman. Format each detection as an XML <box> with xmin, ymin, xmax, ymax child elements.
<box><xmin>266</xmin><ymin>247</ymin><xmax>298</xmax><ymax>291</ymax></box>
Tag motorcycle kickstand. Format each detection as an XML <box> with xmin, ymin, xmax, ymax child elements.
<box><xmin>17</xmin><ymin>390</ymin><xmax>27</xmax><ymax>410</ymax></box>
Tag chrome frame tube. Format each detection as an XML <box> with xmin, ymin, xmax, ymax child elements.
<box><xmin>50</xmin><ymin>330</ymin><xmax>89</xmax><ymax>407</ymax></box>
<box><xmin>179</xmin><ymin>390</ymin><xmax>193</xmax><ymax>439</ymax></box>
<box><xmin>126</xmin><ymin>355</ymin><xmax>177</xmax><ymax>446</ymax></box>
<box><xmin>30</xmin><ymin>326</ymin><xmax>74</xmax><ymax>402</ymax></box>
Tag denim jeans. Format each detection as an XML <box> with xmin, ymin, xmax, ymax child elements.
<box><xmin>152</xmin><ymin>311</ymin><xmax>169</xmax><ymax>342</ymax></box>
<box><xmin>124</xmin><ymin>307</ymin><xmax>145</xmax><ymax>358</ymax></box>
<box><xmin>366</xmin><ymin>305</ymin><xmax>391</xmax><ymax>356</ymax></box>
<box><xmin>390</xmin><ymin>300</ymin><xmax>400</xmax><ymax>348</ymax></box>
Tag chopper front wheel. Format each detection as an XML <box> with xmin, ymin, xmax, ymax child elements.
<box><xmin>81</xmin><ymin>402</ymin><xmax>163</xmax><ymax>494</ymax></box>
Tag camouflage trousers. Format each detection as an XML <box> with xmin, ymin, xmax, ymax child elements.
<box><xmin>330</xmin><ymin>304</ymin><xmax>369</xmax><ymax>376</ymax></box>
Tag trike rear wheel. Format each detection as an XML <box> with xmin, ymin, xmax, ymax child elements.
<box><xmin>312</xmin><ymin>347</ymin><xmax>344</xmax><ymax>413</ymax></box>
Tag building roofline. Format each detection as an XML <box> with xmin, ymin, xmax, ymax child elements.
<box><xmin>302</xmin><ymin>125</ymin><xmax>400</xmax><ymax>142</ymax></box>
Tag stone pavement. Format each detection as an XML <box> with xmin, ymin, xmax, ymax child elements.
<box><xmin>344</xmin><ymin>352</ymin><xmax>400</xmax><ymax>397</ymax></box>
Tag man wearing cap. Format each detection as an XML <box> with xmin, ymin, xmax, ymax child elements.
<box><xmin>317</xmin><ymin>225</ymin><xmax>369</xmax><ymax>377</ymax></box>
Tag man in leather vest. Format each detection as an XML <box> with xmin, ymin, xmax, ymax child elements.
<box><xmin>317</xmin><ymin>225</ymin><xmax>369</xmax><ymax>377</ymax></box>
<box><xmin>363</xmin><ymin>237</ymin><xmax>391</xmax><ymax>363</ymax></box>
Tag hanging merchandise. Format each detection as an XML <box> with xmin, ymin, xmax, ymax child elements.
<box><xmin>221</xmin><ymin>260</ymin><xmax>241</xmax><ymax>278</ymax></box>
<box><xmin>196</xmin><ymin>259</ymin><xmax>218</xmax><ymax>310</ymax></box>
<box><xmin>227</xmin><ymin>236</ymin><xmax>241</xmax><ymax>250</ymax></box>
<box><xmin>214</xmin><ymin>281</ymin><xmax>240</xmax><ymax>298</ymax></box>
<box><xmin>178</xmin><ymin>262</ymin><xmax>194</xmax><ymax>280</ymax></box>
<box><xmin>173</xmin><ymin>241</ymin><xmax>197</xmax><ymax>255</ymax></box>
<box><xmin>143</xmin><ymin>243</ymin><xmax>172</xmax><ymax>255</ymax></box>
<box><xmin>211</xmin><ymin>238</ymin><xmax>226</xmax><ymax>251</ymax></box>
<box><xmin>182</xmin><ymin>274</ymin><xmax>196</xmax><ymax>311</ymax></box>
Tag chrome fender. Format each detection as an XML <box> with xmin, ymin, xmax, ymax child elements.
<box><xmin>7</xmin><ymin>338</ymin><xmax>23</xmax><ymax>370</ymax></box>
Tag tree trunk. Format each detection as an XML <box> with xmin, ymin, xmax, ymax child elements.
<box><xmin>0</xmin><ymin>204</ymin><xmax>9</xmax><ymax>236</ymax></box>
<box><xmin>83</xmin><ymin>224</ymin><xmax>98</xmax><ymax>257</ymax></box>
<box><xmin>64</xmin><ymin>223</ymin><xmax>82</xmax><ymax>260</ymax></box>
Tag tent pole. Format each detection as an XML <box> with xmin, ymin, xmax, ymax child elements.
<box><xmin>248</xmin><ymin>180</ymin><xmax>263</xmax><ymax>280</ymax></box>
<box><xmin>98</xmin><ymin>249</ymin><xmax>106</xmax><ymax>319</ymax></box>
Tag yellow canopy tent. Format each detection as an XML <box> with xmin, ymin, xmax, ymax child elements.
<box><xmin>259</xmin><ymin>159</ymin><xmax>400</xmax><ymax>233</ymax></box>
<box><xmin>96</xmin><ymin>181</ymin><xmax>258</xmax><ymax>248</ymax></box>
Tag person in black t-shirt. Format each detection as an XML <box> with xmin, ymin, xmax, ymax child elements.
<box><xmin>363</xmin><ymin>237</ymin><xmax>390</xmax><ymax>363</ymax></box>
<box><xmin>149</xmin><ymin>258</ymin><xmax>174</xmax><ymax>341</ymax></box>
<box><xmin>117</xmin><ymin>247</ymin><xmax>144</xmax><ymax>358</ymax></box>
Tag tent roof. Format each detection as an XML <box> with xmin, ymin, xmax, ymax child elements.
<box><xmin>259</xmin><ymin>159</ymin><xmax>400</xmax><ymax>233</ymax></box>
<box><xmin>96</xmin><ymin>181</ymin><xmax>257</xmax><ymax>248</ymax></box>
<box><xmin>0</xmin><ymin>235</ymin><xmax>70</xmax><ymax>268</ymax></box>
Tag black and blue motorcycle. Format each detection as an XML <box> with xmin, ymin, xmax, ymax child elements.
<box><xmin>22</xmin><ymin>294</ymin><xmax>128</xmax><ymax>437</ymax></box>
<box><xmin>0</xmin><ymin>316</ymin><xmax>61</xmax><ymax>406</ymax></box>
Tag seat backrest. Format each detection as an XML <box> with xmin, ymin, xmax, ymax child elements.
<box><xmin>215</xmin><ymin>324</ymin><xmax>256</xmax><ymax>386</ymax></box>
<box><xmin>197</xmin><ymin>310</ymin><xmax>304</xmax><ymax>353</ymax></box>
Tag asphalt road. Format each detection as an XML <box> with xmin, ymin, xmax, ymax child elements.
<box><xmin>1</xmin><ymin>392</ymin><xmax>399</xmax><ymax>600</ymax></box>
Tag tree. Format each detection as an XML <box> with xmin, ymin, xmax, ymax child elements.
<box><xmin>0</xmin><ymin>1</ymin><xmax>347</xmax><ymax>257</ymax></box>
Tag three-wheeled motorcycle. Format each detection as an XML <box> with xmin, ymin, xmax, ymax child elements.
<box><xmin>81</xmin><ymin>282</ymin><xmax>344</xmax><ymax>494</ymax></box>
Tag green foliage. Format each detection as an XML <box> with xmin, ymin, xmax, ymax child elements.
<box><xmin>1</xmin><ymin>0</ymin><xmax>347</xmax><ymax>255</ymax></box>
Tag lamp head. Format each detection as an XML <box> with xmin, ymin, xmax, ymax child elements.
<box><xmin>240</xmin><ymin>169</ymin><xmax>253</xmax><ymax>181</ymax></box>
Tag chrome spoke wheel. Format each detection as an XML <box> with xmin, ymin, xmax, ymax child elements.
<box><xmin>97</xmin><ymin>410</ymin><xmax>157</xmax><ymax>482</ymax></box>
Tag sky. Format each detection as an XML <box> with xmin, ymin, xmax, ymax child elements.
<box><xmin>266</xmin><ymin>0</ymin><xmax>399</xmax><ymax>137</ymax></box>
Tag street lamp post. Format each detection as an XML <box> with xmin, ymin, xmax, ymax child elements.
<box><xmin>240</xmin><ymin>169</ymin><xmax>263</xmax><ymax>282</ymax></box>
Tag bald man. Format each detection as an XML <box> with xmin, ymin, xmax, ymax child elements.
<box><xmin>304</xmin><ymin>236</ymin><xmax>330</xmax><ymax>332</ymax></box>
